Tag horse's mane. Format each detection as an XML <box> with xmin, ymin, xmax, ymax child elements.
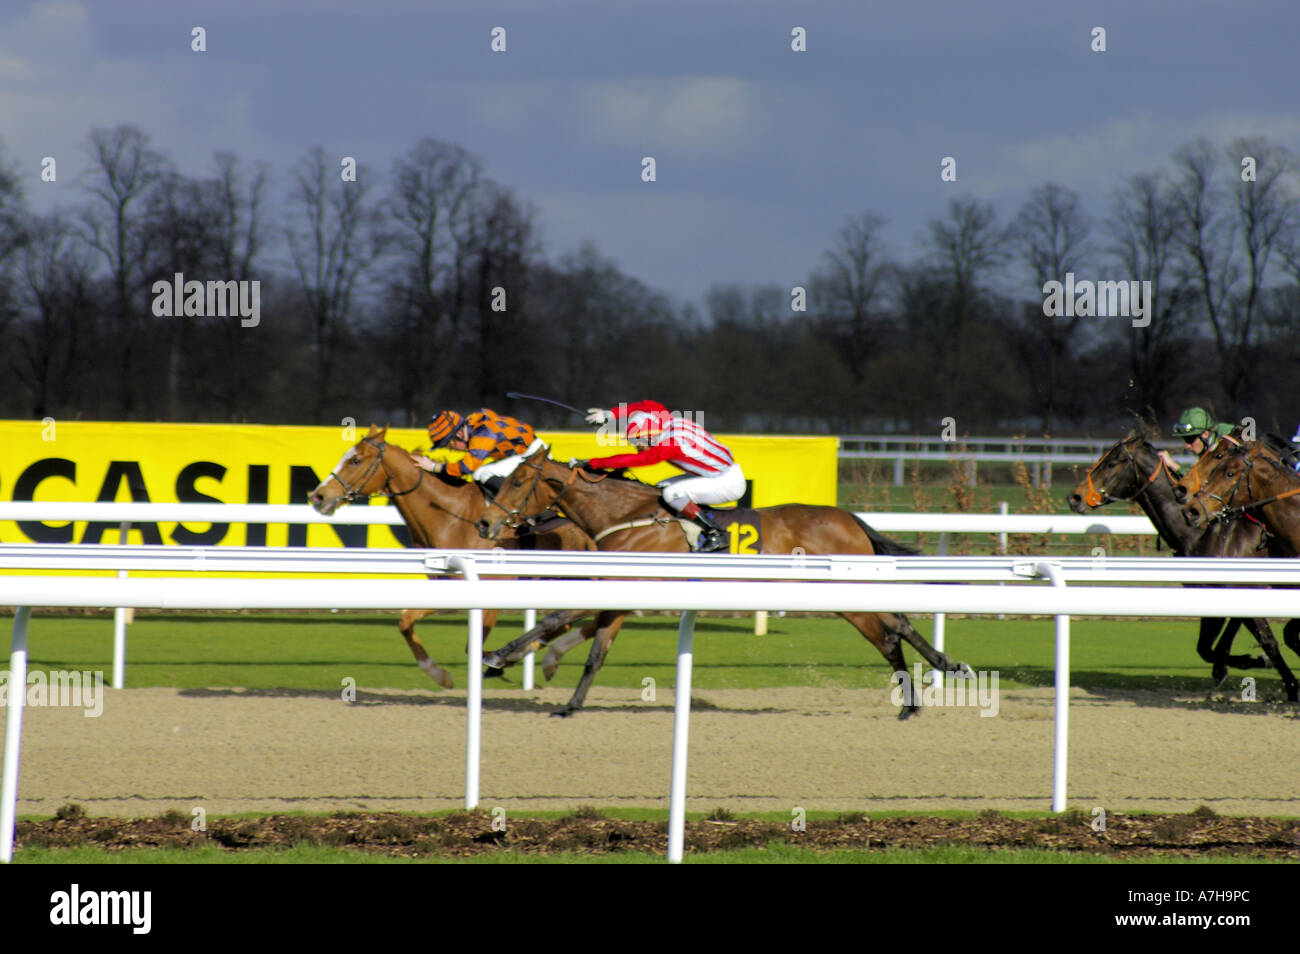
<box><xmin>573</xmin><ymin>464</ymin><xmax>658</xmax><ymax>492</ymax></box>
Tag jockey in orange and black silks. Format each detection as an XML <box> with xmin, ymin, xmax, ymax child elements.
<box><xmin>411</xmin><ymin>409</ymin><xmax>547</xmax><ymax>491</ymax></box>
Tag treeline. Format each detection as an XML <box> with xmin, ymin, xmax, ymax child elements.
<box><xmin>1</xmin><ymin>126</ymin><xmax>1299</xmax><ymax>436</ymax></box>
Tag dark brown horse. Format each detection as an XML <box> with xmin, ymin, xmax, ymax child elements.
<box><xmin>476</xmin><ymin>448</ymin><xmax>969</xmax><ymax>718</ymax></box>
<box><xmin>1068</xmin><ymin>433</ymin><xmax>1293</xmax><ymax>692</ymax></box>
<box><xmin>308</xmin><ymin>425</ymin><xmax>602</xmax><ymax>688</ymax></box>
<box><xmin>1179</xmin><ymin>439</ymin><xmax>1300</xmax><ymax>556</ymax></box>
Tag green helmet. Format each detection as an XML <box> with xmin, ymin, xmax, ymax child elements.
<box><xmin>1171</xmin><ymin>407</ymin><xmax>1216</xmax><ymax>439</ymax></box>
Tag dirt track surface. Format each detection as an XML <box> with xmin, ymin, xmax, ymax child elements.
<box><xmin>5</xmin><ymin>685</ymin><xmax>1299</xmax><ymax>820</ymax></box>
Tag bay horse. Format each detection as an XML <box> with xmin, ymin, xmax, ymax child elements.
<box><xmin>1067</xmin><ymin>433</ymin><xmax>1293</xmax><ymax>692</ymax></box>
<box><xmin>308</xmin><ymin>425</ymin><xmax>606</xmax><ymax>689</ymax></box>
<box><xmin>475</xmin><ymin>448</ymin><xmax>969</xmax><ymax>718</ymax></box>
<box><xmin>1179</xmin><ymin>439</ymin><xmax>1300</xmax><ymax>556</ymax></box>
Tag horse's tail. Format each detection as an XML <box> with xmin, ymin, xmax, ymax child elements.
<box><xmin>852</xmin><ymin>514</ymin><xmax>919</xmax><ymax>556</ymax></box>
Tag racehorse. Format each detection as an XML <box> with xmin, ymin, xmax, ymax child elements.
<box><xmin>1179</xmin><ymin>439</ymin><xmax>1300</xmax><ymax>556</ymax></box>
<box><xmin>309</xmin><ymin>425</ymin><xmax>603</xmax><ymax>689</ymax></box>
<box><xmin>475</xmin><ymin>448</ymin><xmax>970</xmax><ymax>718</ymax></box>
<box><xmin>1067</xmin><ymin>433</ymin><xmax>1294</xmax><ymax>692</ymax></box>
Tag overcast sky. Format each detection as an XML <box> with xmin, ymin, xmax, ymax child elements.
<box><xmin>2</xmin><ymin>0</ymin><xmax>1297</xmax><ymax>309</ymax></box>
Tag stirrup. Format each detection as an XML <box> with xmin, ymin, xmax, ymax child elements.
<box><xmin>694</xmin><ymin>527</ymin><xmax>727</xmax><ymax>553</ymax></box>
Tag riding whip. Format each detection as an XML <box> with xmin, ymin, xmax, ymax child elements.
<box><xmin>505</xmin><ymin>392</ymin><xmax>587</xmax><ymax>419</ymax></box>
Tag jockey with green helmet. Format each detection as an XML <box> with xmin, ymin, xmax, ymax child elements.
<box><xmin>1158</xmin><ymin>407</ymin><xmax>1235</xmax><ymax>475</ymax></box>
<box><xmin>1170</xmin><ymin>407</ymin><xmax>1235</xmax><ymax>456</ymax></box>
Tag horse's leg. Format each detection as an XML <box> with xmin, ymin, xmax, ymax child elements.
<box><xmin>482</xmin><ymin>609</ymin><xmax>591</xmax><ymax>669</ymax></box>
<box><xmin>552</xmin><ymin>611</ymin><xmax>627</xmax><ymax>718</ymax></box>
<box><xmin>1206</xmin><ymin>618</ymin><xmax>1269</xmax><ymax>688</ymax></box>
<box><xmin>1242</xmin><ymin>618</ymin><xmax>1299</xmax><ymax>702</ymax></box>
<box><xmin>1283</xmin><ymin>618</ymin><xmax>1300</xmax><ymax>660</ymax></box>
<box><xmin>876</xmin><ymin>612</ymin><xmax>969</xmax><ymax>674</ymax></box>
<box><xmin>398</xmin><ymin>608</ymin><xmax>453</xmax><ymax>689</ymax></box>
<box><xmin>1200</xmin><ymin>617</ymin><xmax>1232</xmax><ymax>687</ymax></box>
<box><xmin>838</xmin><ymin>611</ymin><xmax>918</xmax><ymax>719</ymax></box>
<box><xmin>543</xmin><ymin>624</ymin><xmax>595</xmax><ymax>681</ymax></box>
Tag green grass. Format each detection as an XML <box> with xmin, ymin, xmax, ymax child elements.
<box><xmin>9</xmin><ymin>611</ymin><xmax>1293</xmax><ymax>699</ymax></box>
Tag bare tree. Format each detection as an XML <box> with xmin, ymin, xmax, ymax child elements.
<box><xmin>468</xmin><ymin>181</ymin><xmax>541</xmax><ymax>405</ymax></box>
<box><xmin>13</xmin><ymin>214</ymin><xmax>95</xmax><ymax>417</ymax></box>
<box><xmin>1106</xmin><ymin>172</ymin><xmax>1191</xmax><ymax>419</ymax></box>
<box><xmin>204</xmin><ymin>153</ymin><xmax>270</xmax><ymax>419</ymax></box>
<box><xmin>1172</xmin><ymin>137</ymin><xmax>1298</xmax><ymax>410</ymax></box>
<box><xmin>1012</xmin><ymin>184</ymin><xmax>1091</xmax><ymax>431</ymax></box>
<box><xmin>287</xmin><ymin>146</ymin><xmax>389</xmax><ymax>416</ymax></box>
<box><xmin>384</xmin><ymin>139</ymin><xmax>483</xmax><ymax>419</ymax></box>
<box><xmin>814</xmin><ymin>212</ymin><xmax>891</xmax><ymax>380</ymax></box>
<box><xmin>922</xmin><ymin>196</ymin><xmax>1009</xmax><ymax>413</ymax></box>
<box><xmin>80</xmin><ymin>125</ymin><xmax>169</xmax><ymax>416</ymax></box>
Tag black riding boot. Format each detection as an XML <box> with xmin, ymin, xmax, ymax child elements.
<box><xmin>691</xmin><ymin>509</ymin><xmax>728</xmax><ymax>553</ymax></box>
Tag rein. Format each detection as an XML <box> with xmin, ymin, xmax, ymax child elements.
<box><xmin>1081</xmin><ymin>441</ymin><xmax>1167</xmax><ymax>507</ymax></box>
<box><xmin>484</xmin><ymin>456</ymin><xmax>571</xmax><ymax>531</ymax></box>
<box><xmin>327</xmin><ymin>437</ymin><xmax>484</xmax><ymax>528</ymax></box>
<box><xmin>1192</xmin><ymin>444</ymin><xmax>1300</xmax><ymax>523</ymax></box>
<box><xmin>327</xmin><ymin>437</ymin><xmax>424</xmax><ymax>502</ymax></box>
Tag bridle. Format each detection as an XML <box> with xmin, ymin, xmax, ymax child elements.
<box><xmin>482</xmin><ymin>456</ymin><xmax>573</xmax><ymax>533</ymax></box>
<box><xmin>481</xmin><ymin>457</ymin><xmax>615</xmax><ymax>536</ymax></box>
<box><xmin>1080</xmin><ymin>440</ymin><xmax>1168</xmax><ymax>507</ymax></box>
<box><xmin>326</xmin><ymin>436</ymin><xmax>425</xmax><ymax>504</ymax></box>
<box><xmin>1190</xmin><ymin>443</ymin><xmax>1300</xmax><ymax>522</ymax></box>
<box><xmin>1177</xmin><ymin>433</ymin><xmax>1241</xmax><ymax>499</ymax></box>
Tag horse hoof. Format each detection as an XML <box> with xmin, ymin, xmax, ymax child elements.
<box><xmin>549</xmin><ymin>708</ymin><xmax>575</xmax><ymax>719</ymax></box>
<box><xmin>897</xmin><ymin>706</ymin><xmax>919</xmax><ymax>721</ymax></box>
<box><xmin>542</xmin><ymin>664</ymin><xmax>559</xmax><ymax>681</ymax></box>
<box><xmin>483</xmin><ymin>666</ymin><xmax>505</xmax><ymax>679</ymax></box>
<box><xmin>439</xmin><ymin>671</ymin><xmax>454</xmax><ymax>689</ymax></box>
<box><xmin>482</xmin><ymin>651</ymin><xmax>505</xmax><ymax>669</ymax></box>
<box><xmin>1211</xmin><ymin>664</ymin><xmax>1228</xmax><ymax>688</ymax></box>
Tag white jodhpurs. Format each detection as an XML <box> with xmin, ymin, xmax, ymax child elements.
<box><xmin>657</xmin><ymin>464</ymin><xmax>746</xmax><ymax>510</ymax></box>
<box><xmin>471</xmin><ymin>438</ymin><xmax>547</xmax><ymax>482</ymax></box>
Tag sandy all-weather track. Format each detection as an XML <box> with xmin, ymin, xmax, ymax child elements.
<box><xmin>5</xmin><ymin>684</ymin><xmax>1298</xmax><ymax>820</ymax></box>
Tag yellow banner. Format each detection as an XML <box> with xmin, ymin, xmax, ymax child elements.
<box><xmin>0</xmin><ymin>421</ymin><xmax>836</xmax><ymax>547</ymax></box>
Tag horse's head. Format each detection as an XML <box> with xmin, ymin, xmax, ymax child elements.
<box><xmin>1068</xmin><ymin>433</ymin><xmax>1153</xmax><ymax>512</ymax></box>
<box><xmin>1179</xmin><ymin>441</ymin><xmax>1253</xmax><ymax>527</ymax></box>
<box><xmin>309</xmin><ymin>424</ymin><xmax>396</xmax><ymax>515</ymax></box>
<box><xmin>475</xmin><ymin>447</ymin><xmax>567</xmax><ymax>540</ymax></box>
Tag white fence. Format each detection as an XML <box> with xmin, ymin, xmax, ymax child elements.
<box><xmin>0</xmin><ymin>502</ymin><xmax>1161</xmax><ymax>681</ymax></box>
<box><xmin>4</xmin><ymin>540</ymin><xmax>1300</xmax><ymax>863</ymax></box>
<box><xmin>838</xmin><ymin>434</ymin><xmax>1192</xmax><ymax>486</ymax></box>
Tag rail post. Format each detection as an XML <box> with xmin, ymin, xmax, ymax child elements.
<box><xmin>667</xmin><ymin>609</ymin><xmax>697</xmax><ymax>864</ymax></box>
<box><xmin>522</xmin><ymin>608</ymin><xmax>536</xmax><ymax>690</ymax></box>
<box><xmin>1</xmin><ymin>607</ymin><xmax>32</xmax><ymax>863</ymax></box>
<box><xmin>446</xmin><ymin>555</ymin><xmax>482</xmax><ymax>810</ymax></box>
<box><xmin>1035</xmin><ymin>561</ymin><xmax>1070</xmax><ymax>812</ymax></box>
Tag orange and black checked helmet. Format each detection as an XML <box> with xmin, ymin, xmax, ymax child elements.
<box><xmin>427</xmin><ymin>410</ymin><xmax>463</xmax><ymax>447</ymax></box>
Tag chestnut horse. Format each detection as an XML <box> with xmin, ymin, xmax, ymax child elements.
<box><xmin>309</xmin><ymin>425</ymin><xmax>604</xmax><ymax>688</ymax></box>
<box><xmin>1068</xmin><ymin>433</ymin><xmax>1289</xmax><ymax>689</ymax></box>
<box><xmin>476</xmin><ymin>448</ymin><xmax>969</xmax><ymax>718</ymax></box>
